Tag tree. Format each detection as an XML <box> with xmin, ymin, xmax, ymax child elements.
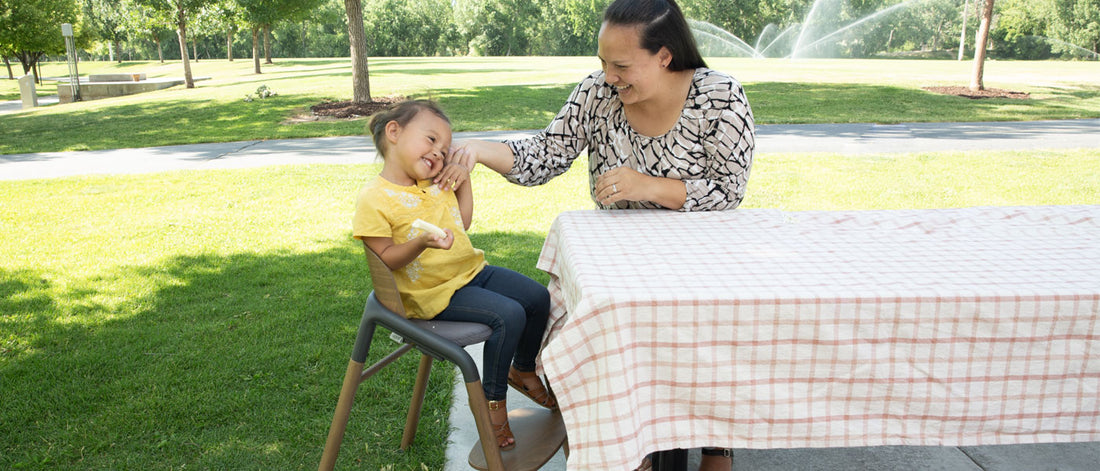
<box><xmin>203</xmin><ymin>2</ymin><xmax>243</xmax><ymax>61</ymax></box>
<box><xmin>1049</xmin><ymin>0</ymin><xmax>1100</xmax><ymax>56</ymax></box>
<box><xmin>236</xmin><ymin>0</ymin><xmax>321</xmax><ymax>73</ymax></box>
<box><xmin>135</xmin><ymin>0</ymin><xmax>217</xmax><ymax>88</ymax></box>
<box><xmin>344</xmin><ymin>0</ymin><xmax>370</xmax><ymax>102</ymax></box>
<box><xmin>125</xmin><ymin>1</ymin><xmax>176</xmax><ymax>63</ymax></box>
<box><xmin>85</xmin><ymin>0</ymin><xmax>130</xmax><ymax>62</ymax></box>
<box><xmin>969</xmin><ymin>0</ymin><xmax>994</xmax><ymax>91</ymax></box>
<box><xmin>0</xmin><ymin>0</ymin><xmax>80</xmax><ymax>81</ymax></box>
<box><xmin>530</xmin><ymin>0</ymin><xmax>605</xmax><ymax>55</ymax></box>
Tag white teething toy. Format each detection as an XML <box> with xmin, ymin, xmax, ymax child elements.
<box><xmin>411</xmin><ymin>219</ymin><xmax>447</xmax><ymax>238</ymax></box>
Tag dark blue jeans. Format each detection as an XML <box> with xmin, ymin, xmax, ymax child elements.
<box><xmin>434</xmin><ymin>265</ymin><xmax>550</xmax><ymax>401</ymax></box>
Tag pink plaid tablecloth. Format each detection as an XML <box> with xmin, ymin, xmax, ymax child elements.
<box><xmin>535</xmin><ymin>206</ymin><xmax>1100</xmax><ymax>471</ymax></box>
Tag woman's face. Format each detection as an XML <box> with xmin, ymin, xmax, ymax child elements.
<box><xmin>597</xmin><ymin>22</ymin><xmax>671</xmax><ymax>106</ymax></box>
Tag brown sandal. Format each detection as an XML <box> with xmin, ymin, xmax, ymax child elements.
<box><xmin>487</xmin><ymin>399</ymin><xmax>515</xmax><ymax>450</ymax></box>
<box><xmin>508</xmin><ymin>366</ymin><xmax>559</xmax><ymax>410</ymax></box>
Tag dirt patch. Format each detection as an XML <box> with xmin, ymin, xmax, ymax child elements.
<box><xmin>286</xmin><ymin>96</ymin><xmax>406</xmax><ymax>123</ymax></box>
<box><xmin>923</xmin><ymin>86</ymin><xmax>1030</xmax><ymax>100</ymax></box>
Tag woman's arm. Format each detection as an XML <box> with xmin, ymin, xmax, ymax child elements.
<box><xmin>450</xmin><ymin>73</ymin><xmax>599</xmax><ymax>185</ymax></box>
<box><xmin>449</xmin><ymin>139</ymin><xmax>515</xmax><ymax>175</ymax></box>
<box><xmin>677</xmin><ymin>76</ymin><xmax>755</xmax><ymax>212</ymax></box>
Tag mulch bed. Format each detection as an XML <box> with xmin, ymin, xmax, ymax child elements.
<box><xmin>922</xmin><ymin>86</ymin><xmax>1030</xmax><ymax>100</ymax></box>
<box><xmin>309</xmin><ymin>96</ymin><xmax>405</xmax><ymax>119</ymax></box>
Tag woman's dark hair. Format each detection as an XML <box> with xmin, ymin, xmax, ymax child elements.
<box><xmin>368</xmin><ymin>99</ymin><xmax>450</xmax><ymax>158</ymax></box>
<box><xmin>603</xmin><ymin>0</ymin><xmax>706</xmax><ymax>71</ymax></box>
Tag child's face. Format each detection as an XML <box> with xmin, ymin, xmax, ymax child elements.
<box><xmin>386</xmin><ymin>110</ymin><xmax>452</xmax><ymax>182</ymax></box>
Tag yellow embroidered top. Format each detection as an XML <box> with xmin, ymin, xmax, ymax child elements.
<box><xmin>352</xmin><ymin>177</ymin><xmax>486</xmax><ymax>319</ymax></box>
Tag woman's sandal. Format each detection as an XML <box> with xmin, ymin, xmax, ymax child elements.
<box><xmin>507</xmin><ymin>366</ymin><xmax>559</xmax><ymax>410</ymax></box>
<box><xmin>487</xmin><ymin>399</ymin><xmax>516</xmax><ymax>450</ymax></box>
<box><xmin>699</xmin><ymin>447</ymin><xmax>732</xmax><ymax>470</ymax></box>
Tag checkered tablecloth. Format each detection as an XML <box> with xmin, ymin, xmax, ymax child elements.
<box><xmin>535</xmin><ymin>206</ymin><xmax>1100</xmax><ymax>471</ymax></box>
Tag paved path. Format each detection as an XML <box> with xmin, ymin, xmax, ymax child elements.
<box><xmin>3</xmin><ymin>119</ymin><xmax>1098</xmax><ymax>470</ymax></box>
<box><xmin>3</xmin><ymin>120</ymin><xmax>1099</xmax><ymax>181</ymax></box>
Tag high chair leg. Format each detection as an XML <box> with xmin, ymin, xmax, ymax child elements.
<box><xmin>401</xmin><ymin>353</ymin><xmax>434</xmax><ymax>449</ymax></box>
<box><xmin>467</xmin><ymin>381</ymin><xmax>505</xmax><ymax>471</ymax></box>
<box><xmin>319</xmin><ymin>359</ymin><xmax>365</xmax><ymax>471</ymax></box>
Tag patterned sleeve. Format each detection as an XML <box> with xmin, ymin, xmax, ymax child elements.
<box><xmin>503</xmin><ymin>73</ymin><xmax>602</xmax><ymax>186</ymax></box>
<box><xmin>682</xmin><ymin>75</ymin><xmax>755</xmax><ymax>212</ymax></box>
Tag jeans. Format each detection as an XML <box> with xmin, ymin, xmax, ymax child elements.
<box><xmin>434</xmin><ymin>265</ymin><xmax>550</xmax><ymax>401</ymax></box>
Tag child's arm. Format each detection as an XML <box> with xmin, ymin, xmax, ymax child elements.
<box><xmin>455</xmin><ymin>177</ymin><xmax>473</xmax><ymax>230</ymax></box>
<box><xmin>363</xmin><ymin>232</ymin><xmax>454</xmax><ymax>271</ymax></box>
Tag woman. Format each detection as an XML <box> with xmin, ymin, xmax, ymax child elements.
<box><xmin>448</xmin><ymin>0</ymin><xmax>753</xmax><ymax>215</ymax></box>
<box><xmin>448</xmin><ymin>0</ymin><xmax>752</xmax><ymax>468</ymax></box>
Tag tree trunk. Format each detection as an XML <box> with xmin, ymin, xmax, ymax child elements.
<box><xmin>302</xmin><ymin>20</ymin><xmax>308</xmax><ymax>56</ymax></box>
<box><xmin>344</xmin><ymin>0</ymin><xmax>371</xmax><ymax>103</ymax></box>
<box><xmin>17</xmin><ymin>51</ymin><xmax>43</xmax><ymax>83</ymax></box>
<box><xmin>176</xmin><ymin>4</ymin><xmax>195</xmax><ymax>88</ymax></box>
<box><xmin>4</xmin><ymin>57</ymin><xmax>13</xmax><ymax>79</ymax></box>
<box><xmin>193</xmin><ymin>39</ymin><xmax>199</xmax><ymax>62</ymax></box>
<box><xmin>157</xmin><ymin>36</ymin><xmax>164</xmax><ymax>63</ymax></box>
<box><xmin>957</xmin><ymin>0</ymin><xmax>969</xmax><ymax>60</ymax></box>
<box><xmin>227</xmin><ymin>27</ymin><xmax>235</xmax><ymax>61</ymax></box>
<box><xmin>17</xmin><ymin>52</ymin><xmax>33</xmax><ymax>75</ymax></box>
<box><xmin>969</xmin><ymin>0</ymin><xmax>994</xmax><ymax>91</ymax></box>
<box><xmin>264</xmin><ymin>25</ymin><xmax>273</xmax><ymax>64</ymax></box>
<box><xmin>252</xmin><ymin>26</ymin><xmax>262</xmax><ymax>74</ymax></box>
<box><xmin>114</xmin><ymin>40</ymin><xmax>123</xmax><ymax>63</ymax></box>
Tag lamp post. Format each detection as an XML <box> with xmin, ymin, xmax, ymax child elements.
<box><xmin>62</xmin><ymin>23</ymin><xmax>81</xmax><ymax>101</ymax></box>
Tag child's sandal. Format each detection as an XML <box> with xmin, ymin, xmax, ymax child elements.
<box><xmin>507</xmin><ymin>367</ymin><xmax>559</xmax><ymax>410</ymax></box>
<box><xmin>487</xmin><ymin>399</ymin><xmax>515</xmax><ymax>450</ymax></box>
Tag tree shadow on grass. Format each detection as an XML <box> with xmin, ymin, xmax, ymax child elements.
<box><xmin>5</xmin><ymin>79</ymin><xmax>1098</xmax><ymax>155</ymax></box>
<box><xmin>0</xmin><ymin>230</ymin><xmax>548</xmax><ymax>470</ymax></box>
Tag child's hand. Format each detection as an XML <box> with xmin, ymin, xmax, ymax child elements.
<box><xmin>434</xmin><ymin>162</ymin><xmax>470</xmax><ymax>192</ymax></box>
<box><xmin>422</xmin><ymin>229</ymin><xmax>455</xmax><ymax>250</ymax></box>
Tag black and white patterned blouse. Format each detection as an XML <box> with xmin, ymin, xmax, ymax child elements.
<box><xmin>505</xmin><ymin>68</ymin><xmax>754</xmax><ymax>211</ymax></box>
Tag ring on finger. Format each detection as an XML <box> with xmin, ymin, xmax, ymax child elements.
<box><xmin>612</xmin><ymin>184</ymin><xmax>618</xmax><ymax>193</ymax></box>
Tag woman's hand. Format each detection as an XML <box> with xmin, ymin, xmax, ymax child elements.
<box><xmin>597</xmin><ymin>167</ymin><xmax>689</xmax><ymax>209</ymax></box>
<box><xmin>447</xmin><ymin>142</ymin><xmax>480</xmax><ymax>173</ymax></box>
<box><xmin>595</xmin><ymin>166</ymin><xmax>647</xmax><ymax>205</ymax></box>
<box><xmin>434</xmin><ymin>163</ymin><xmax>469</xmax><ymax>192</ymax></box>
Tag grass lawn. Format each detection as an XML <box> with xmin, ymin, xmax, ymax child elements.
<box><xmin>3</xmin><ymin>147</ymin><xmax>1099</xmax><ymax>469</ymax></box>
<box><xmin>1</xmin><ymin>57</ymin><xmax>1099</xmax><ymax>154</ymax></box>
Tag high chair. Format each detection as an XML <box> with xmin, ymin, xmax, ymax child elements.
<box><xmin>318</xmin><ymin>243</ymin><xmax>566</xmax><ymax>471</ymax></box>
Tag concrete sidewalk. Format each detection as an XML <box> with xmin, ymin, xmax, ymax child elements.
<box><xmin>2</xmin><ymin>119</ymin><xmax>1098</xmax><ymax>181</ymax></box>
<box><xmin>3</xmin><ymin>119</ymin><xmax>1098</xmax><ymax>470</ymax></box>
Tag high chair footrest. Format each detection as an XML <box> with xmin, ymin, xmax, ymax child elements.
<box><xmin>468</xmin><ymin>407</ymin><xmax>567</xmax><ymax>471</ymax></box>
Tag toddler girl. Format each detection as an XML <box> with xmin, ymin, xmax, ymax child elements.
<box><xmin>352</xmin><ymin>100</ymin><xmax>557</xmax><ymax>450</ymax></box>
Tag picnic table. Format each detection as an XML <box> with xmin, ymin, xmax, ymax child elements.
<box><xmin>535</xmin><ymin>206</ymin><xmax>1100</xmax><ymax>471</ymax></box>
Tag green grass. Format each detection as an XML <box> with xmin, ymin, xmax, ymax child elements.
<box><xmin>2</xmin><ymin>57</ymin><xmax>1099</xmax><ymax>154</ymax></box>
<box><xmin>3</xmin><ymin>148</ymin><xmax>1099</xmax><ymax>469</ymax></box>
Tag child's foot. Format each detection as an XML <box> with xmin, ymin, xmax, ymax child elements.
<box><xmin>487</xmin><ymin>399</ymin><xmax>515</xmax><ymax>450</ymax></box>
<box><xmin>507</xmin><ymin>366</ymin><xmax>559</xmax><ymax>410</ymax></box>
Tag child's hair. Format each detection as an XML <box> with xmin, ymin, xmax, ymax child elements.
<box><xmin>368</xmin><ymin>99</ymin><xmax>451</xmax><ymax>158</ymax></box>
